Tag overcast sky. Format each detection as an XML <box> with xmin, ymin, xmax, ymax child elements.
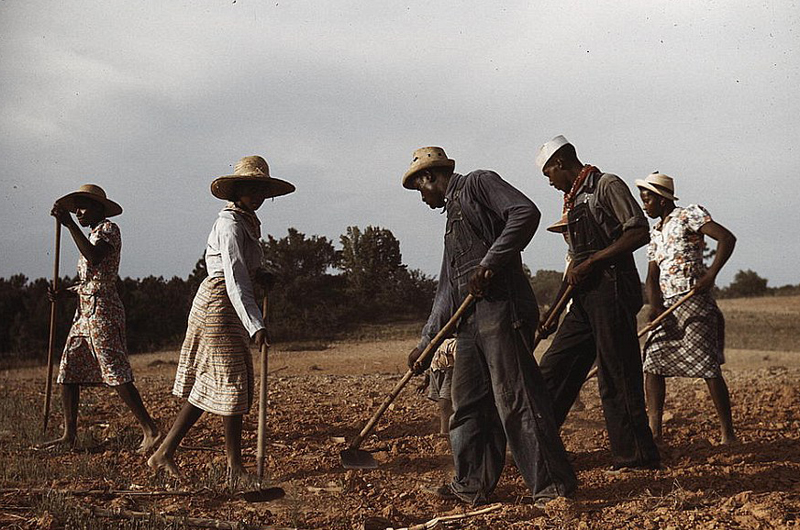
<box><xmin>2</xmin><ymin>1</ymin><xmax>798</xmax><ymax>289</ymax></box>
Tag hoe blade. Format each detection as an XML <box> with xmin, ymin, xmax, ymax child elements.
<box><xmin>340</xmin><ymin>447</ymin><xmax>378</xmax><ymax>469</ymax></box>
<box><xmin>241</xmin><ymin>486</ymin><xmax>286</xmax><ymax>503</ymax></box>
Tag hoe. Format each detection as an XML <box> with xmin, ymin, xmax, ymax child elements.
<box><xmin>340</xmin><ymin>294</ymin><xmax>475</xmax><ymax>469</ymax></box>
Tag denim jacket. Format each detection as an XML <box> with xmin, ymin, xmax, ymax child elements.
<box><xmin>418</xmin><ymin>170</ymin><xmax>541</xmax><ymax>351</ymax></box>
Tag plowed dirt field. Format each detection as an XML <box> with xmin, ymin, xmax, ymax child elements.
<box><xmin>1</xmin><ymin>307</ymin><xmax>799</xmax><ymax>529</ymax></box>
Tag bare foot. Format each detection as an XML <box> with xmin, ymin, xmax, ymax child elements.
<box><xmin>228</xmin><ymin>466</ymin><xmax>260</xmax><ymax>489</ymax></box>
<box><xmin>137</xmin><ymin>430</ymin><xmax>163</xmax><ymax>454</ymax></box>
<box><xmin>38</xmin><ymin>434</ymin><xmax>76</xmax><ymax>450</ymax></box>
<box><xmin>147</xmin><ymin>451</ymin><xmax>184</xmax><ymax>481</ymax></box>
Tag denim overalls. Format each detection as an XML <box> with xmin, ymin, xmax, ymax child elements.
<box><xmin>539</xmin><ymin>171</ymin><xmax>660</xmax><ymax>469</ymax></box>
<box><xmin>444</xmin><ymin>175</ymin><xmax>577</xmax><ymax>505</ymax></box>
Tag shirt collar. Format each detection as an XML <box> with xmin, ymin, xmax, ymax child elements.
<box><xmin>574</xmin><ymin>168</ymin><xmax>600</xmax><ymax>198</ymax></box>
<box><xmin>444</xmin><ymin>173</ymin><xmax>462</xmax><ymax>202</ymax></box>
<box><xmin>655</xmin><ymin>206</ymin><xmax>681</xmax><ymax>231</ymax></box>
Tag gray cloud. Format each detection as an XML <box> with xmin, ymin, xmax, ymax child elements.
<box><xmin>1</xmin><ymin>0</ymin><xmax>798</xmax><ymax>287</ymax></box>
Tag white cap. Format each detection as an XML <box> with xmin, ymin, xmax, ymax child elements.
<box><xmin>535</xmin><ymin>135</ymin><xmax>571</xmax><ymax>172</ymax></box>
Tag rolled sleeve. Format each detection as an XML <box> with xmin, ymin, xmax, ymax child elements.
<box><xmin>597</xmin><ymin>176</ymin><xmax>647</xmax><ymax>232</ymax></box>
<box><xmin>646</xmin><ymin>235</ymin><xmax>657</xmax><ymax>262</ymax></box>
<box><xmin>684</xmin><ymin>204</ymin><xmax>713</xmax><ymax>232</ymax></box>
<box><xmin>92</xmin><ymin>221</ymin><xmax>121</xmax><ymax>252</ymax></box>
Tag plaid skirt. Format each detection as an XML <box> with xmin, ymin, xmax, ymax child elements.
<box><xmin>642</xmin><ymin>291</ymin><xmax>725</xmax><ymax>378</ymax></box>
<box><xmin>172</xmin><ymin>276</ymin><xmax>254</xmax><ymax>416</ymax></box>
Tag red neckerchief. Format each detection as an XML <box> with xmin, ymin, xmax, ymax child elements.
<box><xmin>563</xmin><ymin>165</ymin><xmax>599</xmax><ymax>211</ymax></box>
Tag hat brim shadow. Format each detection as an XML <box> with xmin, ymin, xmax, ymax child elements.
<box><xmin>402</xmin><ymin>159</ymin><xmax>455</xmax><ymax>189</ymax></box>
<box><xmin>634</xmin><ymin>180</ymin><xmax>678</xmax><ymax>202</ymax></box>
<box><xmin>210</xmin><ymin>176</ymin><xmax>296</xmax><ymax>201</ymax></box>
<box><xmin>56</xmin><ymin>192</ymin><xmax>123</xmax><ymax>217</ymax></box>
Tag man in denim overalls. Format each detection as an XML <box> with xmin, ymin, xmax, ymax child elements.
<box><xmin>402</xmin><ymin>146</ymin><xmax>577</xmax><ymax>507</ymax></box>
<box><xmin>535</xmin><ymin>136</ymin><xmax>660</xmax><ymax>471</ymax></box>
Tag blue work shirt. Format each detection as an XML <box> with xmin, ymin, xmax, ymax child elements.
<box><xmin>418</xmin><ymin>170</ymin><xmax>542</xmax><ymax>351</ymax></box>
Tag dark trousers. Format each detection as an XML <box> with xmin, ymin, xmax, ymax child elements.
<box><xmin>539</xmin><ymin>274</ymin><xmax>660</xmax><ymax>468</ymax></box>
<box><xmin>449</xmin><ymin>299</ymin><xmax>577</xmax><ymax>505</ymax></box>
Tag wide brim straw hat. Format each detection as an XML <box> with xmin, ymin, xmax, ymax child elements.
<box><xmin>56</xmin><ymin>184</ymin><xmax>123</xmax><ymax>217</ymax></box>
<box><xmin>546</xmin><ymin>212</ymin><xmax>570</xmax><ymax>233</ymax></box>
<box><xmin>211</xmin><ymin>155</ymin><xmax>296</xmax><ymax>200</ymax></box>
<box><xmin>402</xmin><ymin>146</ymin><xmax>455</xmax><ymax>189</ymax></box>
<box><xmin>635</xmin><ymin>172</ymin><xmax>679</xmax><ymax>202</ymax></box>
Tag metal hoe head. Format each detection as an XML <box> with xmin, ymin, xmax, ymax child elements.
<box><xmin>241</xmin><ymin>486</ymin><xmax>286</xmax><ymax>503</ymax></box>
<box><xmin>340</xmin><ymin>447</ymin><xmax>378</xmax><ymax>470</ymax></box>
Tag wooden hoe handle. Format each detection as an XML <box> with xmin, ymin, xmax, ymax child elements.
<box><xmin>257</xmin><ymin>292</ymin><xmax>269</xmax><ymax>481</ymax></box>
<box><xmin>42</xmin><ymin>219</ymin><xmax>61</xmax><ymax>433</ymax></box>
<box><xmin>349</xmin><ymin>294</ymin><xmax>475</xmax><ymax>450</ymax></box>
<box><xmin>531</xmin><ymin>285</ymin><xmax>575</xmax><ymax>352</ymax></box>
<box><xmin>584</xmin><ymin>288</ymin><xmax>698</xmax><ymax>383</ymax></box>
<box><xmin>637</xmin><ymin>289</ymin><xmax>697</xmax><ymax>338</ymax></box>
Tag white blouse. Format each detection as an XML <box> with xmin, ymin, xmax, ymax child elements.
<box><xmin>204</xmin><ymin>209</ymin><xmax>264</xmax><ymax>337</ymax></box>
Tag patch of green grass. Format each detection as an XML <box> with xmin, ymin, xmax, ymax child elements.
<box><xmin>0</xmin><ymin>452</ymin><xmax>61</xmax><ymax>483</ymax></box>
<box><xmin>0</xmin><ymin>447</ymin><xmax>111</xmax><ymax>485</ymax></box>
<box><xmin>35</xmin><ymin>490</ymin><xmax>188</xmax><ymax>530</ymax></box>
<box><xmin>105</xmin><ymin>424</ymin><xmax>143</xmax><ymax>453</ymax></box>
<box><xmin>723</xmin><ymin>310</ymin><xmax>800</xmax><ymax>352</ymax></box>
<box><xmin>0</xmin><ymin>390</ymin><xmax>47</xmax><ymax>448</ymax></box>
<box><xmin>198</xmin><ymin>460</ymin><xmax>229</xmax><ymax>493</ymax></box>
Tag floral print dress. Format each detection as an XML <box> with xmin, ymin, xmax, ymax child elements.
<box><xmin>57</xmin><ymin>220</ymin><xmax>134</xmax><ymax>386</ymax></box>
<box><xmin>642</xmin><ymin>205</ymin><xmax>725</xmax><ymax>378</ymax></box>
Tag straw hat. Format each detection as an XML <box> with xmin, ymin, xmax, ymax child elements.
<box><xmin>546</xmin><ymin>212</ymin><xmax>569</xmax><ymax>233</ymax></box>
<box><xmin>211</xmin><ymin>155</ymin><xmax>296</xmax><ymax>201</ymax></box>
<box><xmin>56</xmin><ymin>184</ymin><xmax>123</xmax><ymax>217</ymax></box>
<box><xmin>535</xmin><ymin>135</ymin><xmax>571</xmax><ymax>173</ymax></box>
<box><xmin>401</xmin><ymin>147</ymin><xmax>455</xmax><ymax>189</ymax></box>
<box><xmin>635</xmin><ymin>172</ymin><xmax>679</xmax><ymax>201</ymax></box>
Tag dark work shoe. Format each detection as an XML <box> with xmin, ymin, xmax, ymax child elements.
<box><xmin>423</xmin><ymin>483</ymin><xmax>459</xmax><ymax>501</ymax></box>
<box><xmin>424</xmin><ymin>483</ymin><xmax>487</xmax><ymax>506</ymax></box>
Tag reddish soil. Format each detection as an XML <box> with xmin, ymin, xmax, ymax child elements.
<box><xmin>1</xmin><ymin>339</ymin><xmax>799</xmax><ymax>529</ymax></box>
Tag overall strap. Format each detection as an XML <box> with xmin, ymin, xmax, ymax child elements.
<box><xmin>450</xmin><ymin>173</ymin><xmax>493</xmax><ymax>249</ymax></box>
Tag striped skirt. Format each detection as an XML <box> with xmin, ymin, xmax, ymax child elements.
<box><xmin>642</xmin><ymin>291</ymin><xmax>725</xmax><ymax>379</ymax></box>
<box><xmin>172</xmin><ymin>276</ymin><xmax>254</xmax><ymax>416</ymax></box>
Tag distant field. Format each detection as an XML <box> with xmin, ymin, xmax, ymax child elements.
<box><xmin>312</xmin><ymin>294</ymin><xmax>800</xmax><ymax>356</ymax></box>
<box><xmin>717</xmin><ymin>294</ymin><xmax>800</xmax><ymax>353</ymax></box>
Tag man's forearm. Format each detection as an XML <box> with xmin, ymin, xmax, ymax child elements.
<box><xmin>585</xmin><ymin>227</ymin><xmax>648</xmax><ymax>268</ymax></box>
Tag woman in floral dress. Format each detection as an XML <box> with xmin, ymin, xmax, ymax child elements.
<box><xmin>44</xmin><ymin>184</ymin><xmax>161</xmax><ymax>452</ymax></box>
<box><xmin>636</xmin><ymin>173</ymin><xmax>737</xmax><ymax>445</ymax></box>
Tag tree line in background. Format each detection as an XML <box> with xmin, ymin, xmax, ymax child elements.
<box><xmin>0</xmin><ymin>225</ymin><xmax>796</xmax><ymax>364</ymax></box>
<box><xmin>526</xmin><ymin>267</ymin><xmax>799</xmax><ymax>308</ymax></box>
<box><xmin>0</xmin><ymin>226</ymin><xmax>436</xmax><ymax>364</ymax></box>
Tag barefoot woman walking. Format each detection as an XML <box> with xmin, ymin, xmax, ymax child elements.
<box><xmin>44</xmin><ymin>184</ymin><xmax>161</xmax><ymax>452</ymax></box>
<box><xmin>148</xmin><ymin>156</ymin><xmax>294</xmax><ymax>482</ymax></box>
<box><xmin>637</xmin><ymin>172</ymin><xmax>737</xmax><ymax>445</ymax></box>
